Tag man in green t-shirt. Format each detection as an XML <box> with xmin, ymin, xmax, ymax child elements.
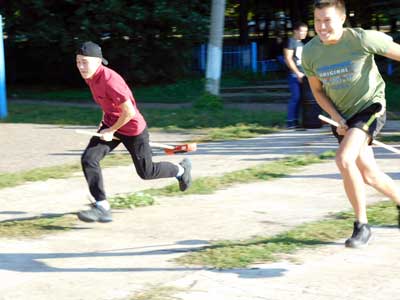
<box><xmin>302</xmin><ymin>0</ymin><xmax>400</xmax><ymax>248</ymax></box>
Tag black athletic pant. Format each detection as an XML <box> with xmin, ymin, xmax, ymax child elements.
<box><xmin>81</xmin><ymin>126</ymin><xmax>179</xmax><ymax>201</ymax></box>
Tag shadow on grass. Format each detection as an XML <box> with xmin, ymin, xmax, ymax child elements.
<box><xmin>0</xmin><ymin>212</ymin><xmax>85</xmax><ymax>239</ymax></box>
<box><xmin>287</xmin><ymin>171</ymin><xmax>400</xmax><ymax>181</ymax></box>
<box><xmin>0</xmin><ymin>212</ymin><xmax>75</xmax><ymax>223</ymax></box>
<box><xmin>205</xmin><ymin>236</ymin><xmax>339</xmax><ymax>251</ymax></box>
<box><xmin>0</xmin><ymin>241</ymin><xmax>288</xmax><ymax>279</ymax></box>
<box><xmin>0</xmin><ymin>242</ymin><xmax>206</xmax><ymax>273</ymax></box>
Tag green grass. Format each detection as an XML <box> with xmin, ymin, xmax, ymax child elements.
<box><xmin>0</xmin><ymin>214</ymin><xmax>77</xmax><ymax>238</ymax></box>
<box><xmin>0</xmin><ymin>153</ymin><xmax>335</xmax><ymax>238</ymax></box>
<box><xmin>7</xmin><ymin>73</ymin><xmax>400</xmax><ymax>113</ymax></box>
<box><xmin>110</xmin><ymin>152</ymin><xmax>336</xmax><ymax>209</ymax></box>
<box><xmin>8</xmin><ymin>85</ymin><xmax>93</xmax><ymax>102</ymax></box>
<box><xmin>0</xmin><ymin>164</ymin><xmax>82</xmax><ymax>189</ymax></box>
<box><xmin>1</xmin><ymin>102</ymin><xmax>285</xmax><ymax>129</ymax></box>
<box><xmin>380</xmin><ymin>133</ymin><xmax>400</xmax><ymax>143</ymax></box>
<box><xmin>0</xmin><ymin>101</ymin><xmax>285</xmax><ymax>190</ymax></box>
<box><xmin>8</xmin><ymin>78</ymin><xmax>204</xmax><ymax>104</ymax></box>
<box><xmin>0</xmin><ymin>102</ymin><xmax>285</xmax><ymax>143</ymax></box>
<box><xmin>111</xmin><ymin>192</ymin><xmax>155</xmax><ymax>209</ymax></box>
<box><xmin>147</xmin><ymin>152</ymin><xmax>336</xmax><ymax>197</ymax></box>
<box><xmin>221</xmin><ymin>70</ymin><xmax>286</xmax><ymax>87</ymax></box>
<box><xmin>1</xmin><ymin>102</ymin><xmax>103</xmax><ymax>125</ymax></box>
<box><xmin>134</xmin><ymin>78</ymin><xmax>204</xmax><ymax>103</ymax></box>
<box><xmin>0</xmin><ymin>150</ymin><xmax>334</xmax><ymax>194</ymax></box>
<box><xmin>0</xmin><ymin>153</ymin><xmax>133</xmax><ymax>190</ymax></box>
<box><xmin>142</xmin><ymin>108</ymin><xmax>285</xmax><ymax>132</ymax></box>
<box><xmin>176</xmin><ymin>201</ymin><xmax>398</xmax><ymax>269</ymax></box>
<box><xmin>7</xmin><ymin>72</ymin><xmax>286</xmax><ymax>104</ymax></box>
<box><xmin>1</xmin><ymin>105</ymin><xmax>284</xmax><ymax>143</ymax></box>
<box><xmin>130</xmin><ymin>285</ymin><xmax>186</xmax><ymax>300</ymax></box>
<box><xmin>204</xmin><ymin>124</ymin><xmax>278</xmax><ymax>141</ymax></box>
<box><xmin>386</xmin><ymin>81</ymin><xmax>400</xmax><ymax>112</ymax></box>
<box><xmin>387</xmin><ymin>111</ymin><xmax>400</xmax><ymax>120</ymax></box>
<box><xmin>0</xmin><ymin>149</ymin><xmax>333</xmax><ymax>202</ymax></box>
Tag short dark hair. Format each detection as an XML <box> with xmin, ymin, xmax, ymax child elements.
<box><xmin>314</xmin><ymin>0</ymin><xmax>346</xmax><ymax>15</ymax></box>
<box><xmin>293</xmin><ymin>21</ymin><xmax>308</xmax><ymax>30</ymax></box>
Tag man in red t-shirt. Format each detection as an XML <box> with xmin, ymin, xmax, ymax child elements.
<box><xmin>75</xmin><ymin>41</ymin><xmax>192</xmax><ymax>223</ymax></box>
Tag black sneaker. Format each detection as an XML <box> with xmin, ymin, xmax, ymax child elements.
<box><xmin>345</xmin><ymin>221</ymin><xmax>371</xmax><ymax>248</ymax></box>
<box><xmin>177</xmin><ymin>158</ymin><xmax>192</xmax><ymax>192</ymax></box>
<box><xmin>397</xmin><ymin>205</ymin><xmax>400</xmax><ymax>228</ymax></box>
<box><xmin>77</xmin><ymin>203</ymin><xmax>112</xmax><ymax>223</ymax></box>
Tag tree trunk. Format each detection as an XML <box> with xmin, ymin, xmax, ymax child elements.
<box><xmin>239</xmin><ymin>0</ymin><xmax>249</xmax><ymax>45</ymax></box>
<box><xmin>205</xmin><ymin>0</ymin><xmax>226</xmax><ymax>96</ymax></box>
<box><xmin>390</xmin><ymin>17</ymin><xmax>397</xmax><ymax>33</ymax></box>
<box><xmin>288</xmin><ymin>0</ymin><xmax>300</xmax><ymax>25</ymax></box>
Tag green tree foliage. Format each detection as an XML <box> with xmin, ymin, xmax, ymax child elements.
<box><xmin>1</xmin><ymin>0</ymin><xmax>210</xmax><ymax>85</ymax></box>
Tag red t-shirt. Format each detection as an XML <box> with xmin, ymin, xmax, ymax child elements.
<box><xmin>85</xmin><ymin>65</ymin><xmax>146</xmax><ymax>136</ymax></box>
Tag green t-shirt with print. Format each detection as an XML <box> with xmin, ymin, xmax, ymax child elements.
<box><xmin>302</xmin><ymin>28</ymin><xmax>393</xmax><ymax>119</ymax></box>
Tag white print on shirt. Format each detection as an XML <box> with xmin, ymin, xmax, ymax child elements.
<box><xmin>316</xmin><ymin>60</ymin><xmax>355</xmax><ymax>90</ymax></box>
<box><xmin>295</xmin><ymin>47</ymin><xmax>303</xmax><ymax>66</ymax></box>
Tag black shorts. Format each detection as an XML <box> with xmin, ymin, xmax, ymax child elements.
<box><xmin>332</xmin><ymin>103</ymin><xmax>386</xmax><ymax>145</ymax></box>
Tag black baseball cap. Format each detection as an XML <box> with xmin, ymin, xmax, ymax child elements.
<box><xmin>77</xmin><ymin>41</ymin><xmax>108</xmax><ymax>65</ymax></box>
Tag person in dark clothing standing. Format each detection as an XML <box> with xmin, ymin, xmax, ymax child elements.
<box><xmin>75</xmin><ymin>41</ymin><xmax>192</xmax><ymax>223</ymax></box>
<box><xmin>283</xmin><ymin>22</ymin><xmax>309</xmax><ymax>129</ymax></box>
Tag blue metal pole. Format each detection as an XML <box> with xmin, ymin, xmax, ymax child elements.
<box><xmin>387</xmin><ymin>59</ymin><xmax>393</xmax><ymax>76</ymax></box>
<box><xmin>0</xmin><ymin>15</ymin><xmax>7</xmax><ymax>119</ymax></box>
<box><xmin>251</xmin><ymin>42</ymin><xmax>257</xmax><ymax>73</ymax></box>
<box><xmin>200</xmin><ymin>44</ymin><xmax>206</xmax><ymax>72</ymax></box>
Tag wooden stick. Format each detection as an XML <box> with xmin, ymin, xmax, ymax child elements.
<box><xmin>318</xmin><ymin>115</ymin><xmax>400</xmax><ymax>155</ymax></box>
<box><xmin>75</xmin><ymin>129</ymin><xmax>120</xmax><ymax>140</ymax></box>
<box><xmin>75</xmin><ymin>129</ymin><xmax>196</xmax><ymax>153</ymax></box>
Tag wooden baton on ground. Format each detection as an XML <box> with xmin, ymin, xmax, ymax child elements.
<box><xmin>75</xmin><ymin>129</ymin><xmax>197</xmax><ymax>155</ymax></box>
<box><xmin>318</xmin><ymin>115</ymin><xmax>400</xmax><ymax>155</ymax></box>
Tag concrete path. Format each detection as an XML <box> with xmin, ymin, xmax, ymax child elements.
<box><xmin>0</xmin><ymin>123</ymin><xmax>198</xmax><ymax>173</ymax></box>
<box><xmin>0</xmin><ymin>122</ymin><xmax>399</xmax><ymax>300</ymax></box>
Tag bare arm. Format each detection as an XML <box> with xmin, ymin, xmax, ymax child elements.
<box><xmin>100</xmin><ymin>100</ymin><xmax>136</xmax><ymax>141</ymax></box>
<box><xmin>382</xmin><ymin>41</ymin><xmax>400</xmax><ymax>61</ymax></box>
<box><xmin>283</xmin><ymin>48</ymin><xmax>304</xmax><ymax>81</ymax></box>
<box><xmin>308</xmin><ymin>76</ymin><xmax>348</xmax><ymax>134</ymax></box>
